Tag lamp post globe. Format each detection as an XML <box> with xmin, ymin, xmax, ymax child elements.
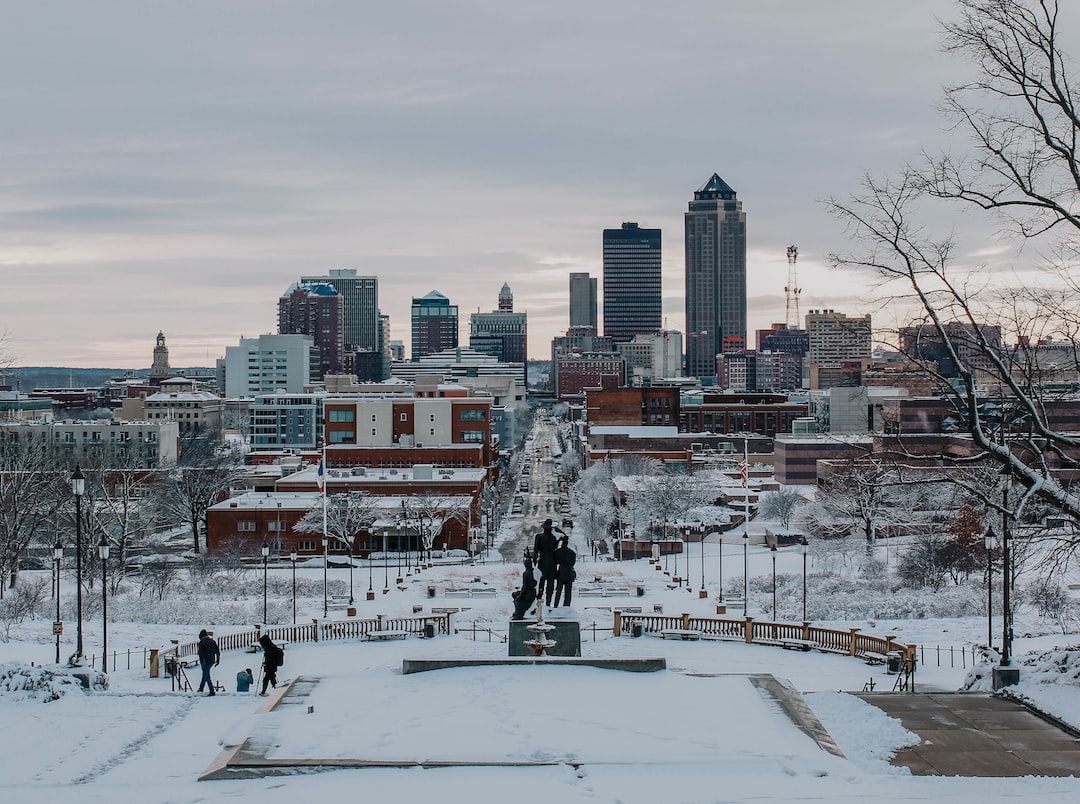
<box><xmin>290</xmin><ymin>549</ymin><xmax>298</xmax><ymax>625</ymax></box>
<box><xmin>71</xmin><ymin>466</ymin><xmax>85</xmax><ymax>664</ymax></box>
<box><xmin>261</xmin><ymin>542</ymin><xmax>270</xmax><ymax>625</ymax></box>
<box><xmin>98</xmin><ymin>537</ymin><xmax>110</xmax><ymax>671</ymax></box>
<box><xmin>53</xmin><ymin>542</ymin><xmax>63</xmax><ymax>664</ymax></box>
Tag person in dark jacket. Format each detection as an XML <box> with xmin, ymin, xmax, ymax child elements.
<box><xmin>511</xmin><ymin>556</ymin><xmax>538</xmax><ymax>620</ymax></box>
<box><xmin>258</xmin><ymin>634</ymin><xmax>284</xmax><ymax>696</ymax></box>
<box><xmin>533</xmin><ymin>519</ymin><xmax>564</xmax><ymax>607</ymax></box>
<box><xmin>553</xmin><ymin>538</ymin><xmax>577</xmax><ymax>608</ymax></box>
<box><xmin>236</xmin><ymin>668</ymin><xmax>253</xmax><ymax>693</ymax></box>
<box><xmin>196</xmin><ymin>629</ymin><xmax>220</xmax><ymax>695</ymax></box>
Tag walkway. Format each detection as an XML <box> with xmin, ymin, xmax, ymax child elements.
<box><xmin>859</xmin><ymin>692</ymin><xmax>1080</xmax><ymax>777</ymax></box>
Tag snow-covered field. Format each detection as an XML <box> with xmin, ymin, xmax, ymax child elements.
<box><xmin>2</xmin><ymin>530</ymin><xmax>1080</xmax><ymax>802</ymax></box>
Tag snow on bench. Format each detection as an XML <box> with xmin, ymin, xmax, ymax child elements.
<box><xmin>862</xmin><ymin>651</ymin><xmax>888</xmax><ymax>666</ymax></box>
<box><xmin>661</xmin><ymin>629</ymin><xmax>703</xmax><ymax>641</ymax></box>
<box><xmin>779</xmin><ymin>638</ymin><xmax>818</xmax><ymax>652</ymax></box>
<box><xmin>363</xmin><ymin>630</ymin><xmax>408</xmax><ymax>642</ymax></box>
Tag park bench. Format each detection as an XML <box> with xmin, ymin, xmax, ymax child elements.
<box><xmin>363</xmin><ymin>629</ymin><xmax>408</xmax><ymax>642</ymax></box>
<box><xmin>328</xmin><ymin>595</ymin><xmax>352</xmax><ymax>609</ymax></box>
<box><xmin>779</xmin><ymin>638</ymin><xmax>818</xmax><ymax>652</ymax></box>
<box><xmin>577</xmin><ymin>587</ymin><xmax>605</xmax><ymax>597</ymax></box>
<box><xmin>862</xmin><ymin>651</ymin><xmax>888</xmax><ymax>666</ymax></box>
<box><xmin>661</xmin><ymin>629</ymin><xmax>703</xmax><ymax>641</ymax></box>
<box><xmin>431</xmin><ymin>606</ymin><xmax>466</xmax><ymax>614</ymax></box>
<box><xmin>470</xmin><ymin>588</ymin><xmax>497</xmax><ymax>598</ymax></box>
<box><xmin>603</xmin><ymin>587</ymin><xmax>631</xmax><ymax>597</ymax></box>
<box><xmin>614</xmin><ymin>606</ymin><xmax>642</xmax><ymax>614</ymax></box>
<box><xmin>444</xmin><ymin>589</ymin><xmax>473</xmax><ymax>598</ymax></box>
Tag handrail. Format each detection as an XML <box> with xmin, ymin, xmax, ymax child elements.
<box><xmin>167</xmin><ymin>613</ymin><xmax>452</xmax><ymax>663</ymax></box>
<box><xmin>612</xmin><ymin>612</ymin><xmax>915</xmax><ymax>661</ymax></box>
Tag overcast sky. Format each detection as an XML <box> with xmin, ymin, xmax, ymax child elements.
<box><xmin>0</xmin><ymin>1</ymin><xmax>1006</xmax><ymax>369</ymax></box>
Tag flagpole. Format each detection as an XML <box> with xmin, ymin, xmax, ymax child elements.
<box><xmin>321</xmin><ymin>447</ymin><xmax>328</xmax><ymax>618</ymax></box>
<box><xmin>742</xmin><ymin>441</ymin><xmax>749</xmax><ymax>611</ymax></box>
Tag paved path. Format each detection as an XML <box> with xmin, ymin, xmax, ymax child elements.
<box><xmin>859</xmin><ymin>692</ymin><xmax>1080</xmax><ymax>777</ymax></box>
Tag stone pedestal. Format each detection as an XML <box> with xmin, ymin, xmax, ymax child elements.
<box><xmin>508</xmin><ymin>619</ymin><xmax>582</xmax><ymax>657</ymax></box>
<box><xmin>993</xmin><ymin>666</ymin><xmax>1020</xmax><ymax>689</ymax></box>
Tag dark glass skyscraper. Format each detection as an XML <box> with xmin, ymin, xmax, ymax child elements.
<box><xmin>411</xmin><ymin>290</ymin><xmax>458</xmax><ymax>360</ymax></box>
<box><xmin>685</xmin><ymin>173</ymin><xmax>747</xmax><ymax>380</ymax></box>
<box><xmin>602</xmin><ymin>222</ymin><xmax>662</xmax><ymax>343</ymax></box>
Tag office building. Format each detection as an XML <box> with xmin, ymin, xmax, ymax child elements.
<box><xmin>569</xmin><ymin>272</ymin><xmax>598</xmax><ymax>330</ymax></box>
<box><xmin>603</xmin><ymin>222</ymin><xmax>662</xmax><ymax>342</ymax></box>
<box><xmin>469</xmin><ymin>283</ymin><xmax>528</xmax><ymax>369</ymax></box>
<box><xmin>278</xmin><ymin>282</ymin><xmax>345</xmax><ymax>378</ymax></box>
<box><xmin>685</xmin><ymin>173</ymin><xmax>747</xmax><ymax>380</ymax></box>
<box><xmin>411</xmin><ymin>291</ymin><xmax>458</xmax><ymax>360</ymax></box>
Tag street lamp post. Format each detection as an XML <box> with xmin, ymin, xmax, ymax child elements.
<box><xmin>984</xmin><ymin>526</ymin><xmax>996</xmax><ymax>650</ymax></box>
<box><xmin>98</xmin><ymin>537</ymin><xmax>109</xmax><ymax>671</ymax></box>
<box><xmin>322</xmin><ymin>537</ymin><xmax>328</xmax><ymax>618</ymax></box>
<box><xmin>1001</xmin><ymin>482</ymin><xmax>1013</xmax><ymax>667</ymax></box>
<box><xmin>367</xmin><ymin>534</ymin><xmax>375</xmax><ymax>600</ymax></box>
<box><xmin>261</xmin><ymin>542</ymin><xmax>270</xmax><ymax>624</ymax></box>
<box><xmin>770</xmin><ymin>544</ymin><xmax>778</xmax><ymax>621</ymax></box>
<box><xmin>53</xmin><ymin>542</ymin><xmax>63</xmax><ymax>664</ymax></box>
<box><xmin>348</xmin><ymin>538</ymin><xmax>355</xmax><ymax>604</ymax></box>
<box><xmin>743</xmin><ymin>530</ymin><xmax>750</xmax><ymax>613</ymax></box>
<box><xmin>800</xmin><ymin>538</ymin><xmax>809</xmax><ymax>622</ymax></box>
<box><xmin>717</xmin><ymin>530</ymin><xmax>724</xmax><ymax>602</ymax></box>
<box><xmin>71</xmin><ymin>466</ymin><xmax>85</xmax><ymax>664</ymax></box>
<box><xmin>382</xmin><ymin>529</ymin><xmax>389</xmax><ymax>594</ymax></box>
<box><xmin>290</xmin><ymin>549</ymin><xmax>298</xmax><ymax>625</ymax></box>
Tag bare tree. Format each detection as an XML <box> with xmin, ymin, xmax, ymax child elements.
<box><xmin>827</xmin><ymin>1</ymin><xmax>1080</xmax><ymax>548</ymax></box>
<box><xmin>759</xmin><ymin>488</ymin><xmax>805</xmax><ymax>530</ymax></box>
<box><xmin>294</xmin><ymin>490</ymin><xmax>379</xmax><ymax>553</ymax></box>
<box><xmin>0</xmin><ymin>438</ymin><xmax>66</xmax><ymax>596</ymax></box>
<box><xmin>157</xmin><ymin>436</ymin><xmax>245</xmax><ymax>554</ymax></box>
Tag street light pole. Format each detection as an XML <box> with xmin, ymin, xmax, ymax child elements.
<box><xmin>53</xmin><ymin>542</ymin><xmax>63</xmax><ymax>664</ymax></box>
<box><xmin>771</xmin><ymin>544</ymin><xmax>778</xmax><ymax>621</ymax></box>
<box><xmin>800</xmin><ymin>538</ymin><xmax>808</xmax><ymax>622</ymax></box>
<box><xmin>71</xmin><ymin>466</ymin><xmax>85</xmax><ymax>664</ymax></box>
<box><xmin>1001</xmin><ymin>482</ymin><xmax>1012</xmax><ymax>667</ymax></box>
<box><xmin>98</xmin><ymin>537</ymin><xmax>109</xmax><ymax>671</ymax></box>
<box><xmin>290</xmin><ymin>549</ymin><xmax>298</xmax><ymax>625</ymax></box>
<box><xmin>717</xmin><ymin>530</ymin><xmax>724</xmax><ymax>602</ymax></box>
<box><xmin>743</xmin><ymin>530</ymin><xmax>749</xmax><ymax>613</ymax></box>
<box><xmin>261</xmin><ymin>542</ymin><xmax>269</xmax><ymax>624</ymax></box>
<box><xmin>383</xmin><ymin>530</ymin><xmax>389</xmax><ymax>594</ymax></box>
<box><xmin>984</xmin><ymin>526</ymin><xmax>996</xmax><ymax>650</ymax></box>
<box><xmin>322</xmin><ymin>537</ymin><xmax>328</xmax><ymax>618</ymax></box>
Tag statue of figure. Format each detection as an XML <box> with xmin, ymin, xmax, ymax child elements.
<box><xmin>512</xmin><ymin>556</ymin><xmax>538</xmax><ymax>620</ymax></box>
<box><xmin>533</xmin><ymin>519</ymin><xmax>564</xmax><ymax>606</ymax></box>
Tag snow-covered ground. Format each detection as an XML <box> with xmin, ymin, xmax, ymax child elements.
<box><xmin>3</xmin><ymin>538</ymin><xmax>1080</xmax><ymax>802</ymax></box>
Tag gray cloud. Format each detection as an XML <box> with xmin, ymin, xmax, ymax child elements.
<box><xmin>0</xmin><ymin>0</ymin><xmax>1007</xmax><ymax>368</ymax></box>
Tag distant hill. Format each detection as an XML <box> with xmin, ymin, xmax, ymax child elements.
<box><xmin>6</xmin><ymin>367</ymin><xmax>145</xmax><ymax>391</ymax></box>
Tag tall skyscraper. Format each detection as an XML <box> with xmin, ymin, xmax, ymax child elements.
<box><xmin>278</xmin><ymin>282</ymin><xmax>344</xmax><ymax>378</ymax></box>
<box><xmin>300</xmin><ymin>268</ymin><xmax>384</xmax><ymax>380</ymax></box>
<box><xmin>411</xmin><ymin>290</ymin><xmax>458</xmax><ymax>360</ymax></box>
<box><xmin>685</xmin><ymin>173</ymin><xmax>747</xmax><ymax>380</ymax></box>
<box><xmin>603</xmin><ymin>222</ymin><xmax>662</xmax><ymax>342</ymax></box>
<box><xmin>568</xmin><ymin>272</ymin><xmax>598</xmax><ymax>330</ymax></box>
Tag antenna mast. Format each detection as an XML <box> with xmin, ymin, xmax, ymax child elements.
<box><xmin>784</xmin><ymin>245</ymin><xmax>801</xmax><ymax>329</ymax></box>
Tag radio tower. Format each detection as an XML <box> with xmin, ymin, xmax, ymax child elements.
<box><xmin>784</xmin><ymin>245</ymin><xmax>801</xmax><ymax>329</ymax></box>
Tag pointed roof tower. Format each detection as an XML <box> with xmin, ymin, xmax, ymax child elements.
<box><xmin>498</xmin><ymin>282</ymin><xmax>513</xmax><ymax>311</ymax></box>
<box><xmin>695</xmin><ymin>173</ymin><xmax>737</xmax><ymax>200</ymax></box>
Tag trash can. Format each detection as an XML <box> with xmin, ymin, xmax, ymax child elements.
<box><xmin>636</xmin><ymin>585</ymin><xmax>645</xmax><ymax>597</ymax></box>
<box><xmin>631</xmin><ymin>623</ymin><xmax>644</xmax><ymax>638</ymax></box>
<box><xmin>886</xmin><ymin>651</ymin><xmax>903</xmax><ymax>674</ymax></box>
<box><xmin>427</xmin><ymin>586</ymin><xmax>436</xmax><ymax>598</ymax></box>
<box><xmin>423</xmin><ymin>623</ymin><xmax>436</xmax><ymax>639</ymax></box>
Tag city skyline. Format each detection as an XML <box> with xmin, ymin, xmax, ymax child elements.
<box><xmin>1</xmin><ymin>2</ymin><xmax>1022</xmax><ymax>368</ymax></box>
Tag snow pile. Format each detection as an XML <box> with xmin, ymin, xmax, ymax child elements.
<box><xmin>0</xmin><ymin>663</ymin><xmax>105</xmax><ymax>701</ymax></box>
<box><xmin>806</xmin><ymin>691</ymin><xmax>920</xmax><ymax>773</ymax></box>
<box><xmin>964</xmin><ymin>644</ymin><xmax>1080</xmax><ymax>692</ymax></box>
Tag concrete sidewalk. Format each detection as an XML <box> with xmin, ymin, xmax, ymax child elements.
<box><xmin>858</xmin><ymin>692</ymin><xmax>1080</xmax><ymax>777</ymax></box>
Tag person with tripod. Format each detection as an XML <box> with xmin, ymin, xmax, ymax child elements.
<box><xmin>258</xmin><ymin>634</ymin><xmax>284</xmax><ymax>696</ymax></box>
<box><xmin>196</xmin><ymin>629</ymin><xmax>219</xmax><ymax>696</ymax></box>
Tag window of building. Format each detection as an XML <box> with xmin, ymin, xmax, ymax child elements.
<box><xmin>298</xmin><ymin>540</ymin><xmax>318</xmax><ymax>552</ymax></box>
<box><xmin>329</xmin><ymin>410</ymin><xmax>355</xmax><ymax>423</ymax></box>
<box><xmin>237</xmin><ymin>521</ymin><xmax>256</xmax><ymax>532</ymax></box>
<box><xmin>460</xmin><ymin>409</ymin><xmax>486</xmax><ymax>421</ymax></box>
<box><xmin>329</xmin><ymin>431</ymin><xmax>355</xmax><ymax>443</ymax></box>
<box><xmin>462</xmin><ymin>430</ymin><xmax>485</xmax><ymax>442</ymax></box>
